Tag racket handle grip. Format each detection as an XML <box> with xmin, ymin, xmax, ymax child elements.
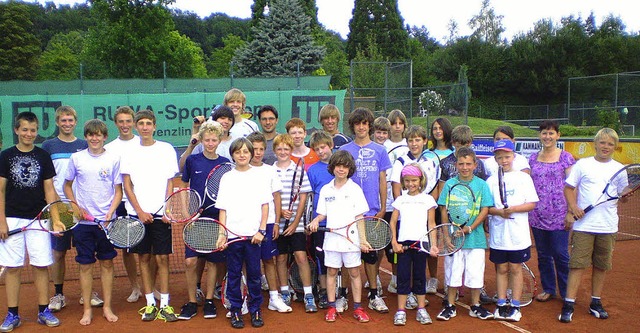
<box><xmin>316</xmin><ymin>227</ymin><xmax>329</xmax><ymax>232</ymax></box>
<box><xmin>402</xmin><ymin>245</ymin><xmax>409</xmax><ymax>250</ymax></box>
<box><xmin>583</xmin><ymin>205</ymin><xmax>594</xmax><ymax>214</ymax></box>
<box><xmin>7</xmin><ymin>229</ymin><xmax>21</xmax><ymax>236</ymax></box>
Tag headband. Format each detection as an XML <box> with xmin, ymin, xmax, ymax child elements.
<box><xmin>401</xmin><ymin>165</ymin><xmax>422</xmax><ymax>178</ymax></box>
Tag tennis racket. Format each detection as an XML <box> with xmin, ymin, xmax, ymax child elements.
<box><xmin>283</xmin><ymin>158</ymin><xmax>305</xmax><ymax>230</ymax></box>
<box><xmin>288</xmin><ymin>254</ymin><xmax>318</xmax><ymax>296</ymax></box>
<box><xmin>417</xmin><ymin>149</ymin><xmax>441</xmax><ymax>194</ymax></box>
<box><xmin>7</xmin><ymin>200</ymin><xmax>81</xmax><ymax>236</ymax></box>
<box><xmin>152</xmin><ymin>188</ymin><xmax>203</xmax><ymax>223</ymax></box>
<box><xmin>506</xmin><ymin>263</ymin><xmax>537</xmax><ymax>307</ymax></box>
<box><xmin>83</xmin><ymin>213</ymin><xmax>146</xmax><ymax>249</ymax></box>
<box><xmin>182</xmin><ymin>217</ymin><xmax>249</xmax><ymax>253</ymax></box>
<box><xmin>221</xmin><ymin>273</ymin><xmax>248</xmax><ymax>314</ymax></box>
<box><xmin>312</xmin><ymin>217</ymin><xmax>392</xmax><ymax>251</ymax></box>
<box><xmin>498</xmin><ymin>166</ymin><xmax>508</xmax><ymax>208</ymax></box>
<box><xmin>204</xmin><ymin>162</ymin><xmax>235</xmax><ymax>205</ymax></box>
<box><xmin>402</xmin><ymin>223</ymin><xmax>465</xmax><ymax>256</ymax></box>
<box><xmin>387</xmin><ymin>144</ymin><xmax>408</xmax><ymax>162</ymax></box>
<box><xmin>445</xmin><ymin>181</ymin><xmax>477</xmax><ymax>228</ymax></box>
<box><xmin>579</xmin><ymin>163</ymin><xmax>640</xmax><ymax>216</ymax></box>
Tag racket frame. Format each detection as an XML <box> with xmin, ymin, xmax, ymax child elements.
<box><xmin>315</xmin><ymin>216</ymin><xmax>391</xmax><ymax>251</ymax></box>
<box><xmin>160</xmin><ymin>188</ymin><xmax>203</xmax><ymax>223</ymax></box>
<box><xmin>283</xmin><ymin>158</ymin><xmax>305</xmax><ymax>230</ymax></box>
<box><xmin>7</xmin><ymin>199</ymin><xmax>81</xmax><ymax>236</ymax></box>
<box><xmin>445</xmin><ymin>181</ymin><xmax>477</xmax><ymax>228</ymax></box>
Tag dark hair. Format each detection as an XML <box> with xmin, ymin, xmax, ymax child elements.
<box><xmin>493</xmin><ymin>125</ymin><xmax>515</xmax><ymax>140</ymax></box>
<box><xmin>328</xmin><ymin>150</ymin><xmax>356</xmax><ymax>178</ymax></box>
<box><xmin>539</xmin><ymin>120</ymin><xmax>560</xmax><ymax>133</ymax></box>
<box><xmin>14</xmin><ymin>111</ymin><xmax>38</xmax><ymax>129</ymax></box>
<box><xmin>348</xmin><ymin>107</ymin><xmax>375</xmax><ymax>136</ymax></box>
<box><xmin>211</xmin><ymin>105</ymin><xmax>236</xmax><ymax>128</ymax></box>
<box><xmin>84</xmin><ymin>119</ymin><xmax>108</xmax><ymax>137</ymax></box>
<box><xmin>134</xmin><ymin>109</ymin><xmax>156</xmax><ymax>124</ymax></box>
<box><xmin>455</xmin><ymin>146</ymin><xmax>477</xmax><ymax>162</ymax></box>
<box><xmin>429</xmin><ymin>117</ymin><xmax>453</xmax><ymax>150</ymax></box>
<box><xmin>246</xmin><ymin>131</ymin><xmax>266</xmax><ymax>145</ymax></box>
<box><xmin>229</xmin><ymin>137</ymin><xmax>254</xmax><ymax>161</ymax></box>
<box><xmin>258</xmin><ymin>105</ymin><xmax>278</xmax><ymax>119</ymax></box>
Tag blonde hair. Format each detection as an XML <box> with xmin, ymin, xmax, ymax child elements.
<box><xmin>198</xmin><ymin>120</ymin><xmax>224</xmax><ymax>140</ymax></box>
<box><xmin>55</xmin><ymin>105</ymin><xmax>78</xmax><ymax>122</ymax></box>
<box><xmin>223</xmin><ymin>88</ymin><xmax>246</xmax><ymax>108</ymax></box>
<box><xmin>319</xmin><ymin>104</ymin><xmax>341</xmax><ymax>122</ymax></box>
<box><xmin>594</xmin><ymin>127</ymin><xmax>619</xmax><ymax>145</ymax></box>
<box><xmin>400</xmin><ymin>163</ymin><xmax>427</xmax><ymax>192</ymax></box>
<box><xmin>273</xmin><ymin>133</ymin><xmax>294</xmax><ymax>150</ymax></box>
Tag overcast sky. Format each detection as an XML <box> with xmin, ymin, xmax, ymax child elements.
<box><xmin>35</xmin><ymin>0</ymin><xmax>640</xmax><ymax>42</ymax></box>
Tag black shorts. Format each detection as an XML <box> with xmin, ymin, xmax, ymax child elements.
<box><xmin>276</xmin><ymin>232</ymin><xmax>307</xmax><ymax>254</ymax></box>
<box><xmin>130</xmin><ymin>218</ymin><xmax>173</xmax><ymax>255</ymax></box>
<box><xmin>361</xmin><ymin>250</ymin><xmax>378</xmax><ymax>265</ymax></box>
<box><xmin>115</xmin><ymin>201</ymin><xmax>128</xmax><ymax>217</ymax></box>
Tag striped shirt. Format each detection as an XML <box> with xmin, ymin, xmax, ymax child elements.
<box><xmin>275</xmin><ymin>160</ymin><xmax>312</xmax><ymax>233</ymax></box>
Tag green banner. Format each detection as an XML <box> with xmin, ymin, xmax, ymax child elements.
<box><xmin>0</xmin><ymin>90</ymin><xmax>346</xmax><ymax>148</ymax></box>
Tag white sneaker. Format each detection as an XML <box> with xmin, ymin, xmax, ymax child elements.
<box><xmin>405</xmin><ymin>293</ymin><xmax>418</xmax><ymax>310</ymax></box>
<box><xmin>394</xmin><ymin>311</ymin><xmax>407</xmax><ymax>326</ymax></box>
<box><xmin>225</xmin><ymin>300</ymin><xmax>249</xmax><ymax>318</ymax></box>
<box><xmin>127</xmin><ymin>288</ymin><xmax>142</xmax><ymax>303</ymax></box>
<box><xmin>335</xmin><ymin>296</ymin><xmax>348</xmax><ymax>313</ymax></box>
<box><xmin>426</xmin><ymin>278</ymin><xmax>438</xmax><ymax>294</ymax></box>
<box><xmin>387</xmin><ymin>280</ymin><xmax>397</xmax><ymax>294</ymax></box>
<box><xmin>417</xmin><ymin>308</ymin><xmax>433</xmax><ymax>324</ymax></box>
<box><xmin>368</xmin><ymin>295</ymin><xmax>389</xmax><ymax>313</ymax></box>
<box><xmin>48</xmin><ymin>294</ymin><xmax>66</xmax><ymax>312</ymax></box>
<box><xmin>268</xmin><ymin>295</ymin><xmax>293</xmax><ymax>313</ymax></box>
<box><xmin>79</xmin><ymin>292</ymin><xmax>104</xmax><ymax>307</ymax></box>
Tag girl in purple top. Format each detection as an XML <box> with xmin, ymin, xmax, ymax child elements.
<box><xmin>528</xmin><ymin>120</ymin><xmax>575</xmax><ymax>302</ymax></box>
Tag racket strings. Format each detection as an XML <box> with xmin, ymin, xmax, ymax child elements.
<box><xmin>44</xmin><ymin>201</ymin><xmax>81</xmax><ymax>231</ymax></box>
<box><xmin>183</xmin><ymin>219</ymin><xmax>223</xmax><ymax>252</ymax></box>
<box><xmin>362</xmin><ymin>218</ymin><xmax>392</xmax><ymax>250</ymax></box>
<box><xmin>447</xmin><ymin>185</ymin><xmax>476</xmax><ymax>224</ymax></box>
<box><xmin>205</xmin><ymin>163</ymin><xmax>234</xmax><ymax>202</ymax></box>
<box><xmin>433</xmin><ymin>224</ymin><xmax>464</xmax><ymax>255</ymax></box>
<box><xmin>108</xmin><ymin>218</ymin><xmax>145</xmax><ymax>248</ymax></box>
<box><xmin>620</xmin><ymin>166</ymin><xmax>640</xmax><ymax>196</ymax></box>
<box><xmin>166</xmin><ymin>190</ymin><xmax>201</xmax><ymax>222</ymax></box>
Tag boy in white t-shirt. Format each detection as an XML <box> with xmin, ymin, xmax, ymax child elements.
<box><xmin>308</xmin><ymin>150</ymin><xmax>371</xmax><ymax>324</ymax></box>
<box><xmin>559</xmin><ymin>128</ymin><xmax>624</xmax><ymax>323</ymax></box>
<box><xmin>487</xmin><ymin>139</ymin><xmax>539</xmax><ymax>322</ymax></box>
<box><xmin>64</xmin><ymin>119</ymin><xmax>122</xmax><ymax>326</ymax></box>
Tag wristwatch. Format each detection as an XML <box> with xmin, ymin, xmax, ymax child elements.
<box><xmin>258</xmin><ymin>229</ymin><xmax>267</xmax><ymax>236</ymax></box>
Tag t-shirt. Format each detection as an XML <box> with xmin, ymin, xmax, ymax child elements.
<box><xmin>437</xmin><ymin>176</ymin><xmax>494</xmax><ymax>249</ymax></box>
<box><xmin>229</xmin><ymin>119</ymin><xmax>259</xmax><ymax>138</ymax></box>
<box><xmin>434</xmin><ymin>148</ymin><xmax>453</xmax><ymax>160</ymax></box>
<box><xmin>332</xmin><ymin>133</ymin><xmax>352</xmax><ymax>151</ymax></box>
<box><xmin>0</xmin><ymin>146</ymin><xmax>56</xmax><ymax>219</ymax></box>
<box><xmin>440</xmin><ymin>152</ymin><xmax>488</xmax><ymax>182</ymax></box>
<box><xmin>307</xmin><ymin>160</ymin><xmax>334</xmax><ymax>225</ymax></box>
<box><xmin>392</xmin><ymin>192</ymin><xmax>437</xmax><ymax>242</ymax></box>
<box><xmin>565</xmin><ymin>156</ymin><xmax>624</xmax><ymax>233</ymax></box>
<box><xmin>528</xmin><ymin>150</ymin><xmax>575</xmax><ymax>231</ymax></box>
<box><xmin>105</xmin><ymin>135</ymin><xmax>140</xmax><ymax>203</ymax></box>
<box><xmin>383</xmin><ymin>139</ymin><xmax>409</xmax><ymax>213</ymax></box>
<box><xmin>41</xmin><ymin>137</ymin><xmax>88</xmax><ymax>199</ymax></box>
<box><xmin>120</xmin><ymin>140</ymin><xmax>179</xmax><ymax>214</ymax></box>
<box><xmin>340</xmin><ymin>141</ymin><xmax>392</xmax><ymax>216</ymax></box>
<box><xmin>483</xmin><ymin>153</ymin><xmax>530</xmax><ymax>177</ymax></box>
<box><xmin>487</xmin><ymin>171</ymin><xmax>539</xmax><ymax>250</ymax></box>
<box><xmin>317</xmin><ymin>179</ymin><xmax>369</xmax><ymax>252</ymax></box>
<box><xmin>65</xmin><ymin>149</ymin><xmax>121</xmax><ymax>223</ymax></box>
<box><xmin>275</xmin><ymin>160</ymin><xmax>312</xmax><ymax>232</ymax></box>
<box><xmin>182</xmin><ymin>153</ymin><xmax>230</xmax><ymax>218</ymax></box>
<box><xmin>291</xmin><ymin>148</ymin><xmax>320</xmax><ymax>171</ymax></box>
<box><xmin>252</xmin><ymin>164</ymin><xmax>283</xmax><ymax>225</ymax></box>
<box><xmin>263</xmin><ymin>136</ymin><xmax>277</xmax><ymax>166</ymax></box>
<box><xmin>192</xmin><ymin>134</ymin><xmax>235</xmax><ymax>161</ymax></box>
<box><xmin>215</xmin><ymin>167</ymin><xmax>272</xmax><ymax>237</ymax></box>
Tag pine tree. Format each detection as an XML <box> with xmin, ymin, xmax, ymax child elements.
<box><xmin>346</xmin><ymin>0</ymin><xmax>409</xmax><ymax>61</ymax></box>
<box><xmin>235</xmin><ymin>0</ymin><xmax>324</xmax><ymax>77</ymax></box>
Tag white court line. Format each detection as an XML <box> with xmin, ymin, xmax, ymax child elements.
<box><xmin>379</xmin><ymin>266</ymin><xmax>532</xmax><ymax>333</ymax></box>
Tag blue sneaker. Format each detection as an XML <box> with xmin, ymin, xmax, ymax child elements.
<box><xmin>0</xmin><ymin>313</ymin><xmax>21</xmax><ymax>332</ymax></box>
<box><xmin>37</xmin><ymin>308</ymin><xmax>60</xmax><ymax>327</ymax></box>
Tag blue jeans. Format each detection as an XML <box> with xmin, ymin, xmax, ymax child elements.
<box><xmin>531</xmin><ymin>227</ymin><xmax>570</xmax><ymax>298</ymax></box>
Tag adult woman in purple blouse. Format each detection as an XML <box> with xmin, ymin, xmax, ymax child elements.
<box><xmin>528</xmin><ymin>120</ymin><xmax>575</xmax><ymax>302</ymax></box>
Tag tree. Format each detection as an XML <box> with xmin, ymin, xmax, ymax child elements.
<box><xmin>37</xmin><ymin>31</ymin><xmax>85</xmax><ymax>80</ymax></box>
<box><xmin>234</xmin><ymin>0</ymin><xmax>324</xmax><ymax>77</ymax></box>
<box><xmin>84</xmin><ymin>0</ymin><xmax>206</xmax><ymax>78</ymax></box>
<box><xmin>0</xmin><ymin>2</ymin><xmax>41</xmax><ymax>80</ymax></box>
<box><xmin>251</xmin><ymin>0</ymin><xmax>319</xmax><ymax>30</ymax></box>
<box><xmin>468</xmin><ymin>0</ymin><xmax>505</xmax><ymax>44</ymax></box>
<box><xmin>208</xmin><ymin>34</ymin><xmax>246</xmax><ymax>77</ymax></box>
<box><xmin>346</xmin><ymin>0</ymin><xmax>409</xmax><ymax>61</ymax></box>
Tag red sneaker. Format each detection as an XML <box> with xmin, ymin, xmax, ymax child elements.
<box><xmin>353</xmin><ymin>307</ymin><xmax>370</xmax><ymax>323</ymax></box>
<box><xmin>325</xmin><ymin>307</ymin><xmax>337</xmax><ymax>322</ymax></box>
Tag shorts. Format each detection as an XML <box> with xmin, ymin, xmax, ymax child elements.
<box><xmin>184</xmin><ymin>246</ymin><xmax>226</xmax><ymax>263</ymax></box>
<box><xmin>72</xmin><ymin>224</ymin><xmax>117</xmax><ymax>265</ymax></box>
<box><xmin>276</xmin><ymin>232</ymin><xmax>307</xmax><ymax>254</ymax></box>
<box><xmin>361</xmin><ymin>249</ymin><xmax>378</xmax><ymax>265</ymax></box>
<box><xmin>260</xmin><ymin>224</ymin><xmax>279</xmax><ymax>260</ymax></box>
<box><xmin>444</xmin><ymin>248</ymin><xmax>485</xmax><ymax>288</ymax></box>
<box><xmin>115</xmin><ymin>201</ymin><xmax>128</xmax><ymax>217</ymax></box>
<box><xmin>489</xmin><ymin>247</ymin><xmax>531</xmax><ymax>264</ymax></box>
<box><xmin>130</xmin><ymin>218</ymin><xmax>173</xmax><ymax>255</ymax></box>
<box><xmin>569</xmin><ymin>231</ymin><xmax>615</xmax><ymax>270</ymax></box>
<box><xmin>51</xmin><ymin>230</ymin><xmax>73</xmax><ymax>251</ymax></box>
<box><xmin>0</xmin><ymin>217</ymin><xmax>54</xmax><ymax>267</ymax></box>
<box><xmin>312</xmin><ymin>231</ymin><xmax>327</xmax><ymax>275</ymax></box>
<box><xmin>325</xmin><ymin>250</ymin><xmax>361</xmax><ymax>269</ymax></box>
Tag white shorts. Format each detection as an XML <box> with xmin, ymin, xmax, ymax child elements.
<box><xmin>0</xmin><ymin>217</ymin><xmax>54</xmax><ymax>267</ymax></box>
<box><xmin>444</xmin><ymin>248</ymin><xmax>485</xmax><ymax>289</ymax></box>
<box><xmin>324</xmin><ymin>250</ymin><xmax>361</xmax><ymax>269</ymax></box>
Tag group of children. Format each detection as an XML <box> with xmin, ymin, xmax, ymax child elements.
<box><xmin>0</xmin><ymin>90</ymin><xmax>624</xmax><ymax>330</ymax></box>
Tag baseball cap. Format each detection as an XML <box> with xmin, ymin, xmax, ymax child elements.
<box><xmin>494</xmin><ymin>139</ymin><xmax>515</xmax><ymax>152</ymax></box>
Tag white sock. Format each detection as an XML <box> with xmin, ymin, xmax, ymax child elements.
<box><xmin>269</xmin><ymin>291</ymin><xmax>279</xmax><ymax>300</ymax></box>
<box><xmin>303</xmin><ymin>286</ymin><xmax>313</xmax><ymax>295</ymax></box>
<box><xmin>391</xmin><ymin>275</ymin><xmax>397</xmax><ymax>284</ymax></box>
<box><xmin>280</xmin><ymin>286</ymin><xmax>289</xmax><ymax>294</ymax></box>
<box><xmin>145</xmin><ymin>293</ymin><xmax>155</xmax><ymax>307</ymax></box>
<box><xmin>160</xmin><ymin>293</ymin><xmax>170</xmax><ymax>308</ymax></box>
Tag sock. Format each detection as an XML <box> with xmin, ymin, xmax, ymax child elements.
<box><xmin>269</xmin><ymin>291</ymin><xmax>279</xmax><ymax>300</ymax></box>
<box><xmin>564</xmin><ymin>298</ymin><xmax>576</xmax><ymax>303</ymax></box>
<box><xmin>280</xmin><ymin>286</ymin><xmax>290</xmax><ymax>294</ymax></box>
<box><xmin>8</xmin><ymin>307</ymin><xmax>18</xmax><ymax>316</ymax></box>
<box><xmin>54</xmin><ymin>284</ymin><xmax>63</xmax><ymax>295</ymax></box>
<box><xmin>38</xmin><ymin>304</ymin><xmax>47</xmax><ymax>313</ymax></box>
<box><xmin>328</xmin><ymin>301</ymin><xmax>336</xmax><ymax>308</ymax></box>
<box><xmin>391</xmin><ymin>275</ymin><xmax>397</xmax><ymax>284</ymax></box>
<box><xmin>496</xmin><ymin>298</ymin><xmax>507</xmax><ymax>306</ymax></box>
<box><xmin>303</xmin><ymin>286</ymin><xmax>313</xmax><ymax>295</ymax></box>
<box><xmin>397</xmin><ymin>309</ymin><xmax>405</xmax><ymax>313</ymax></box>
<box><xmin>591</xmin><ymin>296</ymin><xmax>601</xmax><ymax>303</ymax></box>
<box><xmin>145</xmin><ymin>293</ymin><xmax>156</xmax><ymax>307</ymax></box>
<box><xmin>354</xmin><ymin>302</ymin><xmax>361</xmax><ymax>309</ymax></box>
<box><xmin>511</xmin><ymin>299</ymin><xmax>521</xmax><ymax>307</ymax></box>
<box><xmin>160</xmin><ymin>293</ymin><xmax>170</xmax><ymax>308</ymax></box>
<box><xmin>369</xmin><ymin>288</ymin><xmax>377</xmax><ymax>299</ymax></box>
<box><xmin>196</xmin><ymin>282</ymin><xmax>202</xmax><ymax>290</ymax></box>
